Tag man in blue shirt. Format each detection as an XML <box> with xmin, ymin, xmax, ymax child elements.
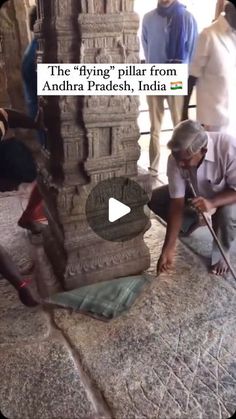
<box><xmin>142</xmin><ymin>0</ymin><xmax>198</xmax><ymax>176</ymax></box>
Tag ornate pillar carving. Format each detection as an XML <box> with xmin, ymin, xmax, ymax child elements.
<box><xmin>35</xmin><ymin>0</ymin><xmax>151</xmax><ymax>295</ymax></box>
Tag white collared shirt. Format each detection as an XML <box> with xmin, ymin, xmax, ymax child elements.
<box><xmin>190</xmin><ymin>15</ymin><xmax>236</xmax><ymax>133</ymax></box>
<box><xmin>167</xmin><ymin>132</ymin><xmax>236</xmax><ymax>199</ymax></box>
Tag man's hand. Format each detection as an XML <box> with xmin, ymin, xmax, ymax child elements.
<box><xmin>156</xmin><ymin>249</ymin><xmax>175</xmax><ymax>275</ymax></box>
<box><xmin>191</xmin><ymin>196</ymin><xmax>214</xmax><ymax>213</ymax></box>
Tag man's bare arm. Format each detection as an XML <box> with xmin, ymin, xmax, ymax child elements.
<box><xmin>163</xmin><ymin>198</ymin><xmax>185</xmax><ymax>251</ymax></box>
<box><xmin>157</xmin><ymin>197</ymin><xmax>185</xmax><ymax>274</ymax></box>
<box><xmin>192</xmin><ymin>189</ymin><xmax>236</xmax><ymax>213</ymax></box>
<box><xmin>211</xmin><ymin>189</ymin><xmax>236</xmax><ymax>208</ymax></box>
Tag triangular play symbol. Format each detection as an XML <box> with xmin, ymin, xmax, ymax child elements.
<box><xmin>108</xmin><ymin>198</ymin><xmax>131</xmax><ymax>223</ymax></box>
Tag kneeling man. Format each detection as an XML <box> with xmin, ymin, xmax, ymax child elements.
<box><xmin>149</xmin><ymin>120</ymin><xmax>236</xmax><ymax>276</ymax></box>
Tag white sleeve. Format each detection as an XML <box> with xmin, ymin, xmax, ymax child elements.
<box><xmin>189</xmin><ymin>28</ymin><xmax>210</xmax><ymax>78</ymax></box>
<box><xmin>167</xmin><ymin>155</ymin><xmax>186</xmax><ymax>198</ymax></box>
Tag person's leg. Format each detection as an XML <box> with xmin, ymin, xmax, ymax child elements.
<box><xmin>149</xmin><ymin>185</ymin><xmax>200</xmax><ymax>233</ymax></box>
<box><xmin>148</xmin><ymin>185</ymin><xmax>170</xmax><ymax>222</ymax></box>
<box><xmin>0</xmin><ymin>245</ymin><xmax>37</xmax><ymax>306</ymax></box>
<box><xmin>211</xmin><ymin>204</ymin><xmax>236</xmax><ymax>275</ymax></box>
<box><xmin>147</xmin><ymin>95</ymin><xmax>165</xmax><ymax>174</ymax></box>
<box><xmin>167</xmin><ymin>96</ymin><xmax>183</xmax><ymax>127</ymax></box>
<box><xmin>18</xmin><ymin>183</ymin><xmax>44</xmax><ymax>234</ymax></box>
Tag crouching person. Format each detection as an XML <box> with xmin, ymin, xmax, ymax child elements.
<box><xmin>149</xmin><ymin>120</ymin><xmax>236</xmax><ymax>276</ymax></box>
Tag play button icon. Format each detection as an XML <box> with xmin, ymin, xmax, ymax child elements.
<box><xmin>108</xmin><ymin>198</ymin><xmax>131</xmax><ymax>223</ymax></box>
<box><xmin>86</xmin><ymin>177</ymin><xmax>150</xmax><ymax>242</ymax></box>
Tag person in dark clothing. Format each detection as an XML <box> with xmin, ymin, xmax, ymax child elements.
<box><xmin>20</xmin><ymin>5</ymin><xmax>46</xmax><ymax>232</ymax></box>
<box><xmin>0</xmin><ymin>108</ymin><xmax>37</xmax><ymax>189</ymax></box>
<box><xmin>0</xmin><ymin>107</ymin><xmax>43</xmax><ymax>307</ymax></box>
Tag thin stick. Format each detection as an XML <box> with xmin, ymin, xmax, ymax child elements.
<box><xmin>187</xmin><ymin>179</ymin><xmax>236</xmax><ymax>280</ymax></box>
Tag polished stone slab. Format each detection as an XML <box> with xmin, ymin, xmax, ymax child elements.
<box><xmin>0</xmin><ymin>336</ymin><xmax>94</xmax><ymax>419</ymax></box>
<box><xmin>0</xmin><ymin>281</ymin><xmax>50</xmax><ymax>344</ymax></box>
<box><xmin>1</xmin><ymin>191</ymin><xmax>236</xmax><ymax>418</ymax></box>
<box><xmin>54</xmin><ymin>221</ymin><xmax>236</xmax><ymax>419</ymax></box>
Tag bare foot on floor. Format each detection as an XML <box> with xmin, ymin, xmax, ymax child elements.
<box><xmin>210</xmin><ymin>259</ymin><xmax>229</xmax><ymax>276</ymax></box>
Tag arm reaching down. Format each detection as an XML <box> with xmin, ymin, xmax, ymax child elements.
<box><xmin>157</xmin><ymin>197</ymin><xmax>185</xmax><ymax>274</ymax></box>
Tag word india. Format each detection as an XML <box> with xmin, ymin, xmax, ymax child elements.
<box><xmin>42</xmin><ymin>79</ymin><xmax>167</xmax><ymax>92</ymax></box>
<box><xmin>41</xmin><ymin>64</ymin><xmax>178</xmax><ymax>93</ymax></box>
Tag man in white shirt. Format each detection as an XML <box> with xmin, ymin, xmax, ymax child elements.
<box><xmin>149</xmin><ymin>120</ymin><xmax>236</xmax><ymax>276</ymax></box>
<box><xmin>182</xmin><ymin>0</ymin><xmax>236</xmax><ymax>136</ymax></box>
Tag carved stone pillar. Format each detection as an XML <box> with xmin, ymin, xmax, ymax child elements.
<box><xmin>0</xmin><ymin>1</ymin><xmax>29</xmax><ymax>109</ymax></box>
<box><xmin>35</xmin><ymin>0</ymin><xmax>151</xmax><ymax>295</ymax></box>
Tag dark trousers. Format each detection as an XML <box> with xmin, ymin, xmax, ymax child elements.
<box><xmin>148</xmin><ymin>185</ymin><xmax>236</xmax><ymax>251</ymax></box>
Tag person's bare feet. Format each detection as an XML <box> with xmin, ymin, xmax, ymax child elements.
<box><xmin>210</xmin><ymin>258</ymin><xmax>229</xmax><ymax>276</ymax></box>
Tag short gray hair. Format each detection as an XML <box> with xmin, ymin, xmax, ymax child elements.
<box><xmin>167</xmin><ymin>120</ymin><xmax>208</xmax><ymax>155</ymax></box>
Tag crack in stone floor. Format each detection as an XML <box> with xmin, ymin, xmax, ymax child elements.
<box><xmin>1</xmin><ymin>193</ymin><xmax>236</xmax><ymax>418</ymax></box>
<box><xmin>46</xmin><ymin>307</ymin><xmax>113</xmax><ymax>419</ymax></box>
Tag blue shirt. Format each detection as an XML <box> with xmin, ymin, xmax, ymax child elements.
<box><xmin>142</xmin><ymin>8</ymin><xmax>198</xmax><ymax>64</ymax></box>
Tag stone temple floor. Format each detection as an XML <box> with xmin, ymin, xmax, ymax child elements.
<box><xmin>1</xmin><ymin>191</ymin><xmax>236</xmax><ymax>419</ymax></box>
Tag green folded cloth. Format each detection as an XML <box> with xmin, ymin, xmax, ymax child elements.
<box><xmin>45</xmin><ymin>275</ymin><xmax>149</xmax><ymax>321</ymax></box>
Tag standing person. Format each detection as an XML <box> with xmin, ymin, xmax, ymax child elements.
<box><xmin>142</xmin><ymin>0</ymin><xmax>198</xmax><ymax>176</ymax></box>
<box><xmin>182</xmin><ymin>0</ymin><xmax>236</xmax><ymax>136</ymax></box>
